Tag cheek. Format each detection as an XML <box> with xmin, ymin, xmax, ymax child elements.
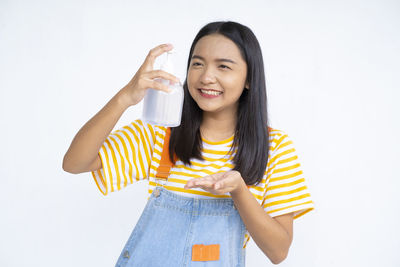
<box><xmin>187</xmin><ymin>71</ymin><xmax>196</xmax><ymax>90</ymax></box>
<box><xmin>225</xmin><ymin>78</ymin><xmax>245</xmax><ymax>96</ymax></box>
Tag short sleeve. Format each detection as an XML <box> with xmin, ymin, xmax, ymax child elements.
<box><xmin>91</xmin><ymin>119</ymin><xmax>156</xmax><ymax>196</ymax></box>
<box><xmin>263</xmin><ymin>132</ymin><xmax>315</xmax><ymax>219</ymax></box>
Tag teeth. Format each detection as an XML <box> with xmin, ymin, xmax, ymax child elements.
<box><xmin>200</xmin><ymin>89</ymin><xmax>222</xmax><ymax>96</ymax></box>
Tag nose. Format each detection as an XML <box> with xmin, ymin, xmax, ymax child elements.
<box><xmin>199</xmin><ymin>66</ymin><xmax>217</xmax><ymax>84</ymax></box>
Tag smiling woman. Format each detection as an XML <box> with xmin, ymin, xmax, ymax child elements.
<box><xmin>64</xmin><ymin>20</ymin><xmax>314</xmax><ymax>267</ymax></box>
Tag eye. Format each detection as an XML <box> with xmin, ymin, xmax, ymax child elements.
<box><xmin>192</xmin><ymin>62</ymin><xmax>202</xmax><ymax>66</ymax></box>
<box><xmin>219</xmin><ymin>64</ymin><xmax>230</xmax><ymax>69</ymax></box>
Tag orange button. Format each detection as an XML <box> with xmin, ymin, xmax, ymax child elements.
<box><xmin>192</xmin><ymin>244</ymin><xmax>220</xmax><ymax>261</ymax></box>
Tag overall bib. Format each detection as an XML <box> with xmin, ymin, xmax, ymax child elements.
<box><xmin>115</xmin><ymin>128</ymin><xmax>247</xmax><ymax>267</ymax></box>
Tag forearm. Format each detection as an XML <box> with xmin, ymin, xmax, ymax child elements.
<box><xmin>230</xmin><ymin>181</ymin><xmax>291</xmax><ymax>264</ymax></box>
<box><xmin>63</xmin><ymin>89</ymin><xmax>130</xmax><ymax>173</ymax></box>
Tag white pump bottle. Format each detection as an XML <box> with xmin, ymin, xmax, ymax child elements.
<box><xmin>141</xmin><ymin>50</ymin><xmax>184</xmax><ymax>127</ymax></box>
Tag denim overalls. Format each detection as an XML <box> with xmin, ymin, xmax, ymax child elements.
<box><xmin>115</xmin><ymin>128</ymin><xmax>247</xmax><ymax>267</ymax></box>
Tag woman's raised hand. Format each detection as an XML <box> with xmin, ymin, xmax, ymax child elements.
<box><xmin>121</xmin><ymin>43</ymin><xmax>180</xmax><ymax>106</ymax></box>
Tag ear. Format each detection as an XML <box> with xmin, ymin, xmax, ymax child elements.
<box><xmin>245</xmin><ymin>81</ymin><xmax>250</xmax><ymax>90</ymax></box>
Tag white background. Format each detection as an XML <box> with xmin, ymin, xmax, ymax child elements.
<box><xmin>1</xmin><ymin>0</ymin><xmax>399</xmax><ymax>266</ymax></box>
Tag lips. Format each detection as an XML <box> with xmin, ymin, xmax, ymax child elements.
<box><xmin>198</xmin><ymin>88</ymin><xmax>223</xmax><ymax>98</ymax></box>
<box><xmin>198</xmin><ymin>88</ymin><xmax>223</xmax><ymax>93</ymax></box>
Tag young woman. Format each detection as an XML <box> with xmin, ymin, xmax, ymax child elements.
<box><xmin>63</xmin><ymin>21</ymin><xmax>314</xmax><ymax>266</ymax></box>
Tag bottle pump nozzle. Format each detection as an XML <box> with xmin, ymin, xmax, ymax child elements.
<box><xmin>161</xmin><ymin>51</ymin><xmax>174</xmax><ymax>76</ymax></box>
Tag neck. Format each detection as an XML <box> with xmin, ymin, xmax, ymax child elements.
<box><xmin>200</xmin><ymin>109</ymin><xmax>237</xmax><ymax>142</ymax></box>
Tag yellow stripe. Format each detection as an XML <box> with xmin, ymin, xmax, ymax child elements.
<box><xmin>272</xmin><ymin>162</ymin><xmax>301</xmax><ymax>174</ymax></box>
<box><xmin>170</xmin><ymin>171</ymin><xmax>206</xmax><ymax>178</ymax></box>
<box><xmin>272</xmin><ymin>136</ymin><xmax>292</xmax><ymax>152</ymax></box>
<box><xmin>109</xmin><ymin>136</ymin><xmax>127</xmax><ymax>190</ymax></box>
<box><xmin>265</xmin><ymin>185</ymin><xmax>308</xmax><ymax>200</ymax></box>
<box><xmin>269</xmin><ymin>132</ymin><xmax>282</xmax><ymax>139</ymax></box>
<box><xmin>92</xmin><ymin>168</ymin><xmax>107</xmax><ymax>195</ymax></box>
<box><xmin>271</xmin><ymin>134</ymin><xmax>286</xmax><ymax>151</ymax></box>
<box><xmin>102</xmin><ymin>141</ymin><xmax>115</xmax><ymax>192</ymax></box>
<box><xmin>252</xmin><ymin>193</ymin><xmax>262</xmax><ymax>201</ymax></box>
<box><xmin>132</xmin><ymin>123</ymin><xmax>151</xmax><ymax>170</ymax></box>
<box><xmin>125</xmin><ymin>126</ymin><xmax>146</xmax><ymax>178</ymax></box>
<box><xmin>98</xmin><ymin>170</ymin><xmax>106</xmax><ymax>188</ymax></box>
<box><xmin>277</xmin><ymin>155</ymin><xmax>298</xmax><ymax>165</ymax></box>
<box><xmin>138</xmin><ymin>119</ymin><xmax>154</xmax><ymax>160</ymax></box>
<box><xmin>154</xmin><ymin>148</ymin><xmax>162</xmax><ymax>157</ymax></box>
<box><xmin>202</xmin><ymin>135</ymin><xmax>234</xmax><ymax>145</ymax></box>
<box><xmin>154</xmin><ymin>140</ymin><xmax>164</xmax><ymax>154</ymax></box>
<box><xmin>267</xmin><ymin>201</ymin><xmax>314</xmax><ymax>217</ymax></box>
<box><xmin>243</xmin><ymin>238</ymin><xmax>249</xmax><ymax>248</ymax></box>
<box><xmin>293</xmin><ymin>206</ymin><xmax>314</xmax><ymax>219</ymax></box>
<box><xmin>269</xmin><ymin>170</ymin><xmax>303</xmax><ymax>182</ymax></box>
<box><xmin>155</xmin><ymin>132</ymin><xmax>164</xmax><ymax>140</ymax></box>
<box><xmin>267</xmin><ymin>177</ymin><xmax>305</xmax><ymax>191</ymax></box>
<box><xmin>180</xmin><ymin>167</ymin><xmax>215</xmax><ymax>176</ymax></box>
<box><xmin>202</xmin><ymin>148</ymin><xmax>237</xmax><ymax>155</ymax></box>
<box><xmin>138</xmin><ymin>120</ymin><xmax>155</xmax><ymax>144</ymax></box>
<box><xmin>266</xmin><ymin>147</ymin><xmax>295</xmax><ymax>172</ymax></box>
<box><xmin>250</xmin><ymin>185</ymin><xmax>264</xmax><ymax>194</ymax></box>
<box><xmin>172</xmin><ymin>164</ymin><xmax>227</xmax><ymax>176</ymax></box>
<box><xmin>92</xmin><ymin>153</ymin><xmax>107</xmax><ymax>190</ymax></box>
<box><xmin>150</xmin><ymin>164</ymin><xmax>157</xmax><ymax>172</ymax></box>
<box><xmin>148</xmin><ymin>182</ymin><xmax>232</xmax><ymax>198</ymax></box>
<box><xmin>152</xmin><ymin>156</ymin><xmax>234</xmax><ymax>170</ymax></box>
<box><xmin>175</xmin><ymin>161</ymin><xmax>235</xmax><ymax>169</ymax></box>
<box><xmin>148</xmin><ymin>124</ymin><xmax>156</xmax><ymax>145</ymax></box>
<box><xmin>200</xmin><ymin>155</ymin><xmax>231</xmax><ymax>163</ymax></box>
<box><xmin>265</xmin><ymin>135</ymin><xmax>293</xmax><ymax>171</ymax></box>
<box><xmin>264</xmin><ymin>193</ymin><xmax>311</xmax><ymax>207</ymax></box>
<box><xmin>121</xmin><ymin>128</ymin><xmax>141</xmax><ymax>182</ymax></box>
<box><xmin>114</xmin><ymin>132</ymin><xmax>133</xmax><ymax>185</ymax></box>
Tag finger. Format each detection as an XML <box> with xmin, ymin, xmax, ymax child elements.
<box><xmin>206</xmin><ymin>172</ymin><xmax>227</xmax><ymax>182</ymax></box>
<box><xmin>144</xmin><ymin>70</ymin><xmax>180</xmax><ymax>84</ymax></box>
<box><xmin>142</xmin><ymin>78</ymin><xmax>172</xmax><ymax>93</ymax></box>
<box><xmin>194</xmin><ymin>179</ymin><xmax>215</xmax><ymax>188</ymax></box>
<box><xmin>214</xmin><ymin>181</ymin><xmax>223</xmax><ymax>190</ymax></box>
<box><xmin>185</xmin><ymin>180</ymin><xmax>197</xmax><ymax>188</ymax></box>
<box><xmin>143</xmin><ymin>43</ymin><xmax>173</xmax><ymax>71</ymax></box>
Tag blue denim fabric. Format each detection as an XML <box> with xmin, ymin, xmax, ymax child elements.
<box><xmin>115</xmin><ymin>186</ymin><xmax>246</xmax><ymax>267</ymax></box>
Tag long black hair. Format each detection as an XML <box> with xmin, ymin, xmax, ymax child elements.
<box><xmin>169</xmin><ymin>21</ymin><xmax>270</xmax><ymax>186</ymax></box>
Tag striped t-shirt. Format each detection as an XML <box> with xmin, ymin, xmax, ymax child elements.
<box><xmin>91</xmin><ymin>119</ymin><xmax>315</xmax><ymax>249</ymax></box>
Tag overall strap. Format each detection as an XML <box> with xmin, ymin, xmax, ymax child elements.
<box><xmin>155</xmin><ymin>127</ymin><xmax>176</xmax><ymax>179</ymax></box>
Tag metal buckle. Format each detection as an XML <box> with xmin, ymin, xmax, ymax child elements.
<box><xmin>155</xmin><ymin>176</ymin><xmax>168</xmax><ymax>188</ymax></box>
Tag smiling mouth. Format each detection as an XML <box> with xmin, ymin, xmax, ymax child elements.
<box><xmin>198</xmin><ymin>88</ymin><xmax>223</xmax><ymax>96</ymax></box>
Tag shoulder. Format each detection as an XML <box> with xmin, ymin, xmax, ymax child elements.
<box><xmin>131</xmin><ymin>119</ymin><xmax>170</xmax><ymax>141</ymax></box>
<box><xmin>267</xmin><ymin>126</ymin><xmax>290</xmax><ymax>142</ymax></box>
<box><xmin>130</xmin><ymin>119</ymin><xmax>167</xmax><ymax>133</ymax></box>
<box><xmin>267</xmin><ymin>126</ymin><xmax>293</xmax><ymax>153</ymax></box>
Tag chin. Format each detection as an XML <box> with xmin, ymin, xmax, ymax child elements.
<box><xmin>197</xmin><ymin>104</ymin><xmax>223</xmax><ymax>113</ymax></box>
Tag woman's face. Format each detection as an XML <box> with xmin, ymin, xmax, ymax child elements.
<box><xmin>187</xmin><ymin>34</ymin><xmax>248</xmax><ymax>115</ymax></box>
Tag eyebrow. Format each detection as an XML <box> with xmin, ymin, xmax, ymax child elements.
<box><xmin>191</xmin><ymin>55</ymin><xmax>237</xmax><ymax>64</ymax></box>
